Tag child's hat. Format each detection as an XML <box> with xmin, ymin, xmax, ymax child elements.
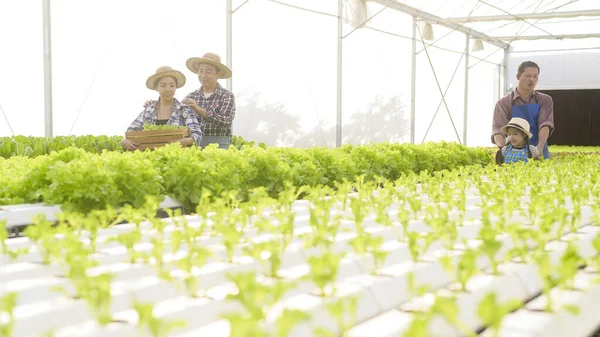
<box><xmin>501</xmin><ymin>117</ymin><xmax>532</xmax><ymax>139</ymax></box>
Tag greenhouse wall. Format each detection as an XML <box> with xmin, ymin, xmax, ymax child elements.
<box><xmin>0</xmin><ymin>0</ymin><xmax>517</xmax><ymax>147</ymax></box>
<box><xmin>508</xmin><ymin>50</ymin><xmax>600</xmax><ymax>91</ymax></box>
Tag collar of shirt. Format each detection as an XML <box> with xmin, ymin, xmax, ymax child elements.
<box><xmin>197</xmin><ymin>83</ymin><xmax>224</xmax><ymax>98</ymax></box>
<box><xmin>146</xmin><ymin>98</ymin><xmax>184</xmax><ymax>119</ymax></box>
<box><xmin>512</xmin><ymin>87</ymin><xmax>537</xmax><ymax>104</ymax></box>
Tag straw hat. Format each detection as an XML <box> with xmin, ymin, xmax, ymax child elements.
<box><xmin>146</xmin><ymin>66</ymin><xmax>186</xmax><ymax>90</ymax></box>
<box><xmin>186</xmin><ymin>52</ymin><xmax>232</xmax><ymax>79</ymax></box>
<box><xmin>501</xmin><ymin>117</ymin><xmax>533</xmax><ymax>139</ymax></box>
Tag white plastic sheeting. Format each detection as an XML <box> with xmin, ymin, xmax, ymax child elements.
<box><xmin>1</xmin><ymin>0</ymin><xmax>599</xmax><ymax>146</ymax></box>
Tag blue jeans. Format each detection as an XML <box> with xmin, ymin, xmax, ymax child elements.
<box><xmin>199</xmin><ymin>136</ymin><xmax>230</xmax><ymax>149</ymax></box>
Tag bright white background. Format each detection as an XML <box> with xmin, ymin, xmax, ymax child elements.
<box><xmin>1</xmin><ymin>0</ymin><xmax>597</xmax><ymax>146</ymax></box>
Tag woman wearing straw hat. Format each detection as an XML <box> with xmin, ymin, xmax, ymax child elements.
<box><xmin>122</xmin><ymin>66</ymin><xmax>202</xmax><ymax>151</ymax></box>
<box><xmin>181</xmin><ymin>52</ymin><xmax>235</xmax><ymax>149</ymax></box>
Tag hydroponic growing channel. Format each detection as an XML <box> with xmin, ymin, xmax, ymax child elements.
<box><xmin>2</xmin><ymin>157</ymin><xmax>600</xmax><ymax>337</ymax></box>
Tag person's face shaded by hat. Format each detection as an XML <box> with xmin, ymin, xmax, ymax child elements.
<box><xmin>506</xmin><ymin>127</ymin><xmax>527</xmax><ymax>148</ymax></box>
<box><xmin>156</xmin><ymin>76</ymin><xmax>178</xmax><ymax>102</ymax></box>
<box><xmin>196</xmin><ymin>63</ymin><xmax>220</xmax><ymax>89</ymax></box>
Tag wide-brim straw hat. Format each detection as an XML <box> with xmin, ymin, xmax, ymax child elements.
<box><xmin>186</xmin><ymin>52</ymin><xmax>232</xmax><ymax>79</ymax></box>
<box><xmin>146</xmin><ymin>66</ymin><xmax>186</xmax><ymax>90</ymax></box>
<box><xmin>501</xmin><ymin>117</ymin><xmax>533</xmax><ymax>139</ymax></box>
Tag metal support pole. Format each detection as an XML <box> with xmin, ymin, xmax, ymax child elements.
<box><xmin>226</xmin><ymin>0</ymin><xmax>233</xmax><ymax>91</ymax></box>
<box><xmin>336</xmin><ymin>0</ymin><xmax>343</xmax><ymax>147</ymax></box>
<box><xmin>492</xmin><ymin>33</ymin><xmax>600</xmax><ymax>41</ymax></box>
<box><xmin>463</xmin><ymin>35</ymin><xmax>469</xmax><ymax>146</ymax></box>
<box><xmin>497</xmin><ymin>63</ymin><xmax>501</xmax><ymax>100</ymax></box>
<box><xmin>446</xmin><ymin>9</ymin><xmax>600</xmax><ymax>23</ymax></box>
<box><xmin>370</xmin><ymin>0</ymin><xmax>509</xmax><ymax>49</ymax></box>
<box><xmin>503</xmin><ymin>47</ymin><xmax>510</xmax><ymax>93</ymax></box>
<box><xmin>43</xmin><ymin>0</ymin><xmax>53</xmax><ymax>137</ymax></box>
<box><xmin>410</xmin><ymin>16</ymin><xmax>417</xmax><ymax>144</ymax></box>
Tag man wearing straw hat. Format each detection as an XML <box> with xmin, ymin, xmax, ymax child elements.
<box><xmin>182</xmin><ymin>52</ymin><xmax>235</xmax><ymax>149</ymax></box>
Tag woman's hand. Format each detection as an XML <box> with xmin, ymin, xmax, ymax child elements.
<box><xmin>121</xmin><ymin>139</ymin><xmax>139</xmax><ymax>151</ymax></box>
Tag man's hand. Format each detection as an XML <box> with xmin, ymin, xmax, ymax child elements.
<box><xmin>143</xmin><ymin>100</ymin><xmax>156</xmax><ymax>108</ymax></box>
<box><xmin>182</xmin><ymin>98</ymin><xmax>198</xmax><ymax>109</ymax></box>
<box><xmin>537</xmin><ymin>146</ymin><xmax>545</xmax><ymax>160</ymax></box>
<box><xmin>182</xmin><ymin>98</ymin><xmax>208</xmax><ymax>118</ymax></box>
<box><xmin>121</xmin><ymin>139</ymin><xmax>139</xmax><ymax>151</ymax></box>
<box><xmin>493</xmin><ymin>134</ymin><xmax>506</xmax><ymax>148</ymax></box>
<box><xmin>176</xmin><ymin>138</ymin><xmax>194</xmax><ymax>147</ymax></box>
<box><xmin>495</xmin><ymin>149</ymin><xmax>504</xmax><ymax>165</ymax></box>
<box><xmin>536</xmin><ymin>126</ymin><xmax>550</xmax><ymax>160</ymax></box>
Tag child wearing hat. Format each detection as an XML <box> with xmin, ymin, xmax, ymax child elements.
<box><xmin>495</xmin><ymin>117</ymin><xmax>541</xmax><ymax>164</ymax></box>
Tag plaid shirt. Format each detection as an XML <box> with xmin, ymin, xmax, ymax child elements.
<box><xmin>501</xmin><ymin>144</ymin><xmax>539</xmax><ymax>163</ymax></box>
<box><xmin>185</xmin><ymin>83</ymin><xmax>236</xmax><ymax>138</ymax></box>
<box><xmin>127</xmin><ymin>98</ymin><xmax>202</xmax><ymax>145</ymax></box>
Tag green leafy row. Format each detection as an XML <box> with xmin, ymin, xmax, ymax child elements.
<box><xmin>1</xmin><ymin>155</ymin><xmax>599</xmax><ymax>336</ymax></box>
<box><xmin>0</xmin><ymin>142</ymin><xmax>492</xmax><ymax>212</ymax></box>
<box><xmin>141</xmin><ymin>124</ymin><xmax>188</xmax><ymax>131</ymax></box>
<box><xmin>231</xmin><ymin>135</ymin><xmax>266</xmax><ymax>150</ymax></box>
<box><xmin>0</xmin><ymin>135</ymin><xmax>123</xmax><ymax>159</ymax></box>
<box><xmin>0</xmin><ymin>134</ymin><xmax>259</xmax><ymax>159</ymax></box>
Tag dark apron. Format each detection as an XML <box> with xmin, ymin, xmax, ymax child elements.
<box><xmin>510</xmin><ymin>97</ymin><xmax>550</xmax><ymax>159</ymax></box>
